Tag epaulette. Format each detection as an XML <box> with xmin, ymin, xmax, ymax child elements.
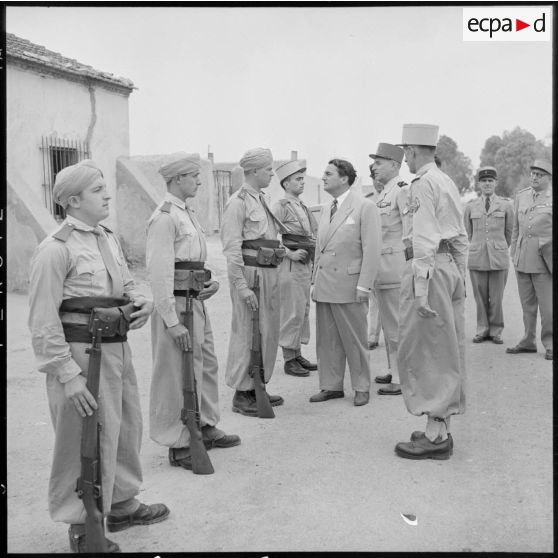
<box><xmin>160</xmin><ymin>201</ymin><xmax>172</xmax><ymax>214</ymax></box>
<box><xmin>397</xmin><ymin>180</ymin><xmax>408</xmax><ymax>188</ymax></box>
<box><xmin>277</xmin><ymin>198</ymin><xmax>290</xmax><ymax>206</ymax></box>
<box><xmin>411</xmin><ymin>176</ymin><xmax>421</xmax><ymax>184</ymax></box>
<box><xmin>52</xmin><ymin>222</ymin><xmax>76</xmax><ymax>242</ymax></box>
<box><xmin>237</xmin><ymin>187</ymin><xmax>247</xmax><ymax>201</ymax></box>
<box><xmin>517</xmin><ymin>186</ymin><xmax>531</xmax><ymax>194</ymax></box>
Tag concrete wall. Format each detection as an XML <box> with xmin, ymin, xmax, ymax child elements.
<box><xmin>116</xmin><ymin>155</ymin><xmax>218</xmax><ymax>267</ymax></box>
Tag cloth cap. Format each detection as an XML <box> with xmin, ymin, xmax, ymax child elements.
<box><xmin>477</xmin><ymin>166</ymin><xmax>497</xmax><ymax>180</ymax></box>
<box><xmin>397</xmin><ymin>123</ymin><xmax>439</xmax><ymax>147</ymax></box>
<box><xmin>530</xmin><ymin>159</ymin><xmax>552</xmax><ymax>176</ymax></box>
<box><xmin>159</xmin><ymin>152</ymin><xmax>201</xmax><ymax>181</ymax></box>
<box><xmin>53</xmin><ymin>159</ymin><xmax>104</xmax><ymax>209</ymax></box>
<box><xmin>275</xmin><ymin>159</ymin><xmax>307</xmax><ymax>183</ymax></box>
<box><xmin>369</xmin><ymin>143</ymin><xmax>404</xmax><ymax>163</ymax></box>
<box><xmin>239</xmin><ymin>148</ymin><xmax>273</xmax><ymax>170</ymax></box>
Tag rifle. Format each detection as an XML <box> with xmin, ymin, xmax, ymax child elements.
<box><xmin>76</xmin><ymin>317</ymin><xmax>108</xmax><ymax>553</ymax></box>
<box><xmin>180</xmin><ymin>272</ymin><xmax>214</xmax><ymax>475</ymax></box>
<box><xmin>249</xmin><ymin>273</ymin><xmax>275</xmax><ymax>418</ymax></box>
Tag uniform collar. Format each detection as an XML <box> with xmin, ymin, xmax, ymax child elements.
<box><xmin>241</xmin><ymin>183</ymin><xmax>262</xmax><ymax>199</ymax></box>
<box><xmin>65</xmin><ymin>214</ymin><xmax>98</xmax><ymax>233</ymax></box>
<box><xmin>378</xmin><ymin>175</ymin><xmax>401</xmax><ymax>199</ymax></box>
<box><xmin>164</xmin><ymin>192</ymin><xmax>187</xmax><ymax>210</ymax></box>
<box><xmin>285</xmin><ymin>192</ymin><xmax>302</xmax><ymax>204</ymax></box>
<box><xmin>415</xmin><ymin>161</ymin><xmax>437</xmax><ymax>178</ymax></box>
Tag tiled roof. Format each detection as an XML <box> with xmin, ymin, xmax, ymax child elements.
<box><xmin>6</xmin><ymin>33</ymin><xmax>135</xmax><ymax>92</ymax></box>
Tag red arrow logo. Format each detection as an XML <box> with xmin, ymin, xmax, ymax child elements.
<box><xmin>516</xmin><ymin>19</ymin><xmax>530</xmax><ymax>31</ymax></box>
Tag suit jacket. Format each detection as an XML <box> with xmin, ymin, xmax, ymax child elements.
<box><xmin>463</xmin><ymin>195</ymin><xmax>513</xmax><ymax>271</ymax></box>
<box><xmin>510</xmin><ymin>186</ymin><xmax>552</xmax><ymax>274</ymax></box>
<box><xmin>312</xmin><ymin>188</ymin><xmax>381</xmax><ymax>303</ymax></box>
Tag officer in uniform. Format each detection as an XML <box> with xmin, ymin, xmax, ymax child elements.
<box><xmin>368</xmin><ymin>143</ymin><xmax>411</xmax><ymax>395</ymax></box>
<box><xmin>28</xmin><ymin>160</ymin><xmax>169</xmax><ymax>553</ymax></box>
<box><xmin>220</xmin><ymin>148</ymin><xmax>285</xmax><ymax>416</ymax></box>
<box><xmin>463</xmin><ymin>167</ymin><xmax>513</xmax><ymax>344</ymax></box>
<box><xmin>507</xmin><ymin>159</ymin><xmax>553</xmax><ymax>360</ymax></box>
<box><xmin>394</xmin><ymin>124</ymin><xmax>468</xmax><ymax>460</ymax></box>
<box><xmin>272</xmin><ymin>159</ymin><xmax>318</xmax><ymax>377</ymax></box>
<box><xmin>146</xmin><ymin>152</ymin><xmax>240</xmax><ymax>471</ymax></box>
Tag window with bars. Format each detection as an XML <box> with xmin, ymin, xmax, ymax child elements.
<box><xmin>40</xmin><ymin>137</ymin><xmax>90</xmax><ymax>221</ymax></box>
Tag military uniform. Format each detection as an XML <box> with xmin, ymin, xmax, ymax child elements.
<box><xmin>463</xmin><ymin>193</ymin><xmax>513</xmax><ymax>339</ymax></box>
<box><xmin>509</xmin><ymin>181</ymin><xmax>553</xmax><ymax>353</ymax></box>
<box><xmin>146</xmin><ymin>192</ymin><xmax>222</xmax><ymax>449</ymax></box>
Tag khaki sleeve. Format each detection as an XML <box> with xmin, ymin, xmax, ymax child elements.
<box><xmin>220</xmin><ymin>197</ymin><xmax>249</xmax><ymax>292</ymax></box>
<box><xmin>510</xmin><ymin>195</ymin><xmax>520</xmax><ymax>259</ymax></box>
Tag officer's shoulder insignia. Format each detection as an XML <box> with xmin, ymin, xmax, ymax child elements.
<box><xmin>397</xmin><ymin>180</ymin><xmax>408</xmax><ymax>188</ymax></box>
<box><xmin>277</xmin><ymin>198</ymin><xmax>290</xmax><ymax>207</ymax></box>
<box><xmin>411</xmin><ymin>176</ymin><xmax>421</xmax><ymax>184</ymax></box>
<box><xmin>517</xmin><ymin>186</ymin><xmax>531</xmax><ymax>195</ymax></box>
<box><xmin>52</xmin><ymin>222</ymin><xmax>76</xmax><ymax>242</ymax></box>
<box><xmin>237</xmin><ymin>188</ymin><xmax>247</xmax><ymax>201</ymax></box>
<box><xmin>160</xmin><ymin>201</ymin><xmax>172</xmax><ymax>213</ymax></box>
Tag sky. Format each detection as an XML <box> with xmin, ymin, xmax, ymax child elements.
<box><xmin>6</xmin><ymin>4</ymin><xmax>553</xmax><ymax>182</ymax></box>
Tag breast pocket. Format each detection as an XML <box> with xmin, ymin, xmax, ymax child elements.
<box><xmin>245</xmin><ymin>209</ymin><xmax>267</xmax><ymax>237</ymax></box>
<box><xmin>75</xmin><ymin>259</ymin><xmax>107</xmax><ymax>288</ymax></box>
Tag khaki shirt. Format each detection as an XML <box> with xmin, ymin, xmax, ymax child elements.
<box><xmin>510</xmin><ymin>185</ymin><xmax>552</xmax><ymax>273</ymax></box>
<box><xmin>220</xmin><ymin>184</ymin><xmax>279</xmax><ymax>291</ymax></box>
<box><xmin>28</xmin><ymin>215</ymin><xmax>141</xmax><ymax>383</ymax></box>
<box><xmin>463</xmin><ymin>194</ymin><xmax>513</xmax><ymax>270</ymax></box>
<box><xmin>146</xmin><ymin>192</ymin><xmax>208</xmax><ymax>328</ymax></box>
<box><xmin>272</xmin><ymin>193</ymin><xmax>318</xmax><ymax>237</ymax></box>
<box><xmin>406</xmin><ymin>162</ymin><xmax>469</xmax><ymax>296</ymax></box>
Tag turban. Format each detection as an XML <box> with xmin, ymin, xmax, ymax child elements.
<box><xmin>159</xmin><ymin>152</ymin><xmax>201</xmax><ymax>181</ymax></box>
<box><xmin>53</xmin><ymin>159</ymin><xmax>104</xmax><ymax>208</ymax></box>
<box><xmin>239</xmin><ymin>148</ymin><xmax>273</xmax><ymax>171</ymax></box>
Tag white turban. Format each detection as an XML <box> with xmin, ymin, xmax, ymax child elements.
<box><xmin>159</xmin><ymin>152</ymin><xmax>201</xmax><ymax>181</ymax></box>
<box><xmin>53</xmin><ymin>159</ymin><xmax>104</xmax><ymax>208</ymax></box>
<box><xmin>239</xmin><ymin>148</ymin><xmax>273</xmax><ymax>171</ymax></box>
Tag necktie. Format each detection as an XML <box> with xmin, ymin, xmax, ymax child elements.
<box><xmin>259</xmin><ymin>193</ymin><xmax>289</xmax><ymax>234</ymax></box>
<box><xmin>93</xmin><ymin>227</ymin><xmax>124</xmax><ymax>296</ymax></box>
<box><xmin>186</xmin><ymin>206</ymin><xmax>208</xmax><ymax>262</ymax></box>
<box><xmin>485</xmin><ymin>196</ymin><xmax>490</xmax><ymax>213</ymax></box>
<box><xmin>330</xmin><ymin>199</ymin><xmax>338</xmax><ymax>222</ymax></box>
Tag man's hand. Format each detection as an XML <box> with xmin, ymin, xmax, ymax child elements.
<box><xmin>167</xmin><ymin>323</ymin><xmax>191</xmax><ymax>351</ymax></box>
<box><xmin>356</xmin><ymin>288</ymin><xmax>370</xmax><ymax>303</ymax></box>
<box><xmin>129</xmin><ymin>297</ymin><xmax>154</xmax><ymax>329</ymax></box>
<box><xmin>198</xmin><ymin>280</ymin><xmax>220</xmax><ymax>301</ymax></box>
<box><xmin>287</xmin><ymin>249</ymin><xmax>308</xmax><ymax>262</ymax></box>
<box><xmin>239</xmin><ymin>287</ymin><xmax>258</xmax><ymax>311</ymax></box>
<box><xmin>64</xmin><ymin>374</ymin><xmax>98</xmax><ymax>417</ymax></box>
<box><xmin>415</xmin><ymin>295</ymin><xmax>438</xmax><ymax>318</ymax></box>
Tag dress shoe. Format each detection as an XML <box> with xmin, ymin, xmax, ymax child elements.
<box><xmin>411</xmin><ymin>431</ymin><xmax>453</xmax><ymax>455</ymax></box>
<box><xmin>69</xmin><ymin>525</ymin><xmax>121</xmax><ymax>553</ymax></box>
<box><xmin>491</xmin><ymin>335</ymin><xmax>503</xmax><ymax>344</ymax></box>
<box><xmin>367</xmin><ymin>341</ymin><xmax>379</xmax><ymax>350</ymax></box>
<box><xmin>295</xmin><ymin>355</ymin><xmax>318</xmax><ymax>371</ymax></box>
<box><xmin>284</xmin><ymin>358</ymin><xmax>309</xmax><ymax>377</ymax></box>
<box><xmin>106</xmin><ymin>503</ymin><xmax>170</xmax><ymax>533</ymax></box>
<box><xmin>354</xmin><ymin>391</ymin><xmax>370</xmax><ymax>406</ymax></box>
<box><xmin>395</xmin><ymin>435</ymin><xmax>451</xmax><ymax>460</ymax></box>
<box><xmin>374</xmin><ymin>374</ymin><xmax>392</xmax><ymax>384</ymax></box>
<box><xmin>309</xmin><ymin>390</ymin><xmax>344</xmax><ymax>403</ymax></box>
<box><xmin>232</xmin><ymin>390</ymin><xmax>258</xmax><ymax>416</ymax></box>
<box><xmin>168</xmin><ymin>447</ymin><xmax>192</xmax><ymax>469</ymax></box>
<box><xmin>202</xmin><ymin>425</ymin><xmax>241</xmax><ymax>449</ymax></box>
<box><xmin>267</xmin><ymin>393</ymin><xmax>284</xmax><ymax>406</ymax></box>
<box><xmin>472</xmin><ymin>334</ymin><xmax>487</xmax><ymax>343</ymax></box>
<box><xmin>506</xmin><ymin>345</ymin><xmax>537</xmax><ymax>354</ymax></box>
<box><xmin>545</xmin><ymin>349</ymin><xmax>553</xmax><ymax>360</ymax></box>
<box><xmin>377</xmin><ymin>383</ymin><xmax>401</xmax><ymax>395</ymax></box>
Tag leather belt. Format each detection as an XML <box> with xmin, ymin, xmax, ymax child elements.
<box><xmin>404</xmin><ymin>241</ymin><xmax>452</xmax><ymax>261</ymax></box>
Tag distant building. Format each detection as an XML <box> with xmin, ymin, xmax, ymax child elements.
<box><xmin>6</xmin><ymin>33</ymin><xmax>135</xmax><ymax>291</ymax></box>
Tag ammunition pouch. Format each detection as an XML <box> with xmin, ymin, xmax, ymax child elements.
<box><xmin>281</xmin><ymin>233</ymin><xmax>316</xmax><ymax>264</ymax></box>
<box><xmin>241</xmin><ymin>239</ymin><xmax>285</xmax><ymax>268</ymax></box>
<box><xmin>173</xmin><ymin>262</ymin><xmax>211</xmax><ymax>297</ymax></box>
<box><xmin>89</xmin><ymin>304</ymin><xmax>135</xmax><ymax>338</ymax></box>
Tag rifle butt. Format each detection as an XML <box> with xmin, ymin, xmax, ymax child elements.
<box><xmin>84</xmin><ymin>509</ymin><xmax>108</xmax><ymax>553</ymax></box>
<box><xmin>253</xmin><ymin>376</ymin><xmax>275</xmax><ymax>419</ymax></box>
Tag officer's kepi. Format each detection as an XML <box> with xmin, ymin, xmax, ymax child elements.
<box><xmin>397</xmin><ymin>124</ymin><xmax>439</xmax><ymax>147</ymax></box>
<box><xmin>368</xmin><ymin>143</ymin><xmax>404</xmax><ymax>163</ymax></box>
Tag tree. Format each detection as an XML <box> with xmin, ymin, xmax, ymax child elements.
<box><xmin>479</xmin><ymin>127</ymin><xmax>552</xmax><ymax>197</ymax></box>
<box><xmin>435</xmin><ymin>135</ymin><xmax>474</xmax><ymax>194</ymax></box>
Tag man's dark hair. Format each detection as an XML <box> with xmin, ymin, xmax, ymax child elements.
<box><xmin>434</xmin><ymin>155</ymin><xmax>442</xmax><ymax>169</ymax></box>
<box><xmin>328</xmin><ymin>158</ymin><xmax>357</xmax><ymax>186</ymax></box>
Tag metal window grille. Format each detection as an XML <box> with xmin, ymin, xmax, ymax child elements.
<box><xmin>40</xmin><ymin>137</ymin><xmax>90</xmax><ymax>221</ymax></box>
<box><xmin>213</xmin><ymin>170</ymin><xmax>232</xmax><ymax>227</ymax></box>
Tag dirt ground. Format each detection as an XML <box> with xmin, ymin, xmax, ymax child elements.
<box><xmin>6</xmin><ymin>236</ymin><xmax>553</xmax><ymax>553</ymax></box>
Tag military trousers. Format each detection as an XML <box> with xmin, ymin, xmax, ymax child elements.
<box><xmin>278</xmin><ymin>257</ymin><xmax>311</xmax><ymax>359</ymax></box>
<box><xmin>315</xmin><ymin>301</ymin><xmax>371</xmax><ymax>392</ymax></box>
<box><xmin>375</xmin><ymin>286</ymin><xmax>401</xmax><ymax>381</ymax></box>
<box><xmin>398</xmin><ymin>254</ymin><xmax>466</xmax><ymax>420</ymax></box>
<box><xmin>469</xmin><ymin>269</ymin><xmax>508</xmax><ymax>337</ymax></box>
<box><xmin>367</xmin><ymin>289</ymin><xmax>382</xmax><ymax>344</ymax></box>
<box><xmin>46</xmin><ymin>342</ymin><xmax>143</xmax><ymax>524</ymax></box>
<box><xmin>225</xmin><ymin>266</ymin><xmax>280</xmax><ymax>391</ymax></box>
<box><xmin>515</xmin><ymin>270</ymin><xmax>553</xmax><ymax>351</ymax></box>
<box><xmin>150</xmin><ymin>298</ymin><xmax>220</xmax><ymax>448</ymax></box>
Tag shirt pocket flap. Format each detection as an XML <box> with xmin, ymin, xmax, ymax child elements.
<box><xmin>76</xmin><ymin>259</ymin><xmax>105</xmax><ymax>276</ymax></box>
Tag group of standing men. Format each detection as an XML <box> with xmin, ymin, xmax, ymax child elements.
<box><xmin>27</xmin><ymin>121</ymin><xmax>551</xmax><ymax>552</ymax></box>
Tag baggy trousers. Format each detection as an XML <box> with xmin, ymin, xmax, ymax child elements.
<box><xmin>278</xmin><ymin>258</ymin><xmax>311</xmax><ymax>353</ymax></box>
<box><xmin>515</xmin><ymin>270</ymin><xmax>553</xmax><ymax>351</ymax></box>
<box><xmin>150</xmin><ymin>298</ymin><xmax>220</xmax><ymax>448</ymax></box>
<box><xmin>225</xmin><ymin>266</ymin><xmax>280</xmax><ymax>391</ymax></box>
<box><xmin>315</xmin><ymin>301</ymin><xmax>371</xmax><ymax>392</ymax></box>
<box><xmin>469</xmin><ymin>269</ymin><xmax>508</xmax><ymax>337</ymax></box>
<box><xmin>375</xmin><ymin>287</ymin><xmax>401</xmax><ymax>381</ymax></box>
<box><xmin>46</xmin><ymin>342</ymin><xmax>143</xmax><ymax>524</ymax></box>
<box><xmin>398</xmin><ymin>254</ymin><xmax>466</xmax><ymax>420</ymax></box>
